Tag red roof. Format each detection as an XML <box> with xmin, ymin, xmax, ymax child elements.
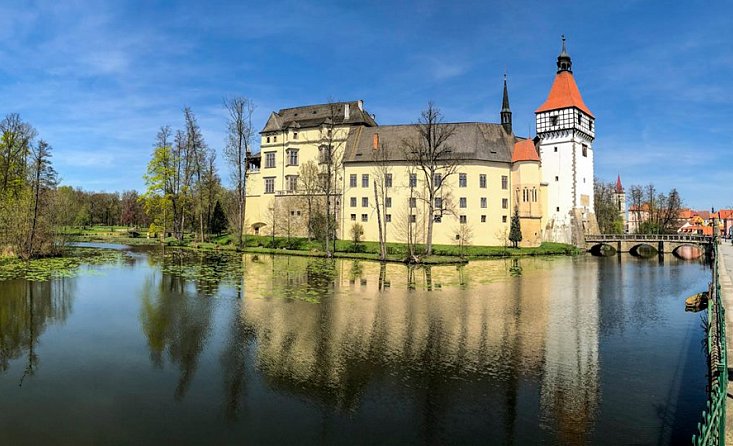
<box><xmin>615</xmin><ymin>175</ymin><xmax>623</xmax><ymax>193</ymax></box>
<box><xmin>512</xmin><ymin>139</ymin><xmax>539</xmax><ymax>162</ymax></box>
<box><xmin>535</xmin><ymin>71</ymin><xmax>594</xmax><ymax>117</ymax></box>
<box><xmin>680</xmin><ymin>225</ymin><xmax>713</xmax><ymax>236</ymax></box>
<box><xmin>718</xmin><ymin>209</ymin><xmax>733</xmax><ymax>219</ymax></box>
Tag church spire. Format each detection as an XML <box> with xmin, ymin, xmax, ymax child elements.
<box><xmin>557</xmin><ymin>34</ymin><xmax>572</xmax><ymax>73</ymax></box>
<box><xmin>500</xmin><ymin>73</ymin><xmax>512</xmax><ymax>133</ymax></box>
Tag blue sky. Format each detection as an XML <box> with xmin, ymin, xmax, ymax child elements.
<box><xmin>1</xmin><ymin>0</ymin><xmax>731</xmax><ymax>209</ymax></box>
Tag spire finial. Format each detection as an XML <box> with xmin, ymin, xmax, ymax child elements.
<box><xmin>556</xmin><ymin>34</ymin><xmax>572</xmax><ymax>73</ymax></box>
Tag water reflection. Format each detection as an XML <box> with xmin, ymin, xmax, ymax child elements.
<box><xmin>0</xmin><ymin>279</ymin><xmax>74</xmax><ymax>379</ymax></box>
<box><xmin>238</xmin><ymin>255</ymin><xmax>602</xmax><ymax>442</ymax></box>
<box><xmin>139</xmin><ymin>271</ymin><xmax>214</xmax><ymax>400</ymax></box>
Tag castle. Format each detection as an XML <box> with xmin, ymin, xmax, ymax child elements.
<box><xmin>244</xmin><ymin>38</ymin><xmax>598</xmax><ymax>247</ymax></box>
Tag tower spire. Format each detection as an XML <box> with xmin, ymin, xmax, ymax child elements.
<box><xmin>500</xmin><ymin>73</ymin><xmax>512</xmax><ymax>133</ymax></box>
<box><xmin>557</xmin><ymin>34</ymin><xmax>572</xmax><ymax>73</ymax></box>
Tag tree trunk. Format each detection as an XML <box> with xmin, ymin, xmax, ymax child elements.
<box><xmin>374</xmin><ymin>181</ymin><xmax>385</xmax><ymax>260</ymax></box>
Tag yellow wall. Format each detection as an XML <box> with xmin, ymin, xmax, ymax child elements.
<box><xmin>244</xmin><ymin>126</ymin><xmax>546</xmax><ymax>247</ymax></box>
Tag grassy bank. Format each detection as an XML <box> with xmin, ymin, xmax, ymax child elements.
<box><xmin>65</xmin><ymin>226</ymin><xmax>581</xmax><ymax>263</ymax></box>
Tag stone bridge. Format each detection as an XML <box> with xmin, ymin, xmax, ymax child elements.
<box><xmin>584</xmin><ymin>234</ymin><xmax>714</xmax><ymax>258</ymax></box>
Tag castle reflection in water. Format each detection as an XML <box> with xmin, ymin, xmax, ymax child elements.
<box><xmin>239</xmin><ymin>254</ymin><xmax>600</xmax><ymax>443</ymax></box>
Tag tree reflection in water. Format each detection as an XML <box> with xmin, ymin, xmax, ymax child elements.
<box><xmin>139</xmin><ymin>268</ymin><xmax>214</xmax><ymax>400</ymax></box>
<box><xmin>0</xmin><ymin>279</ymin><xmax>74</xmax><ymax>382</ymax></box>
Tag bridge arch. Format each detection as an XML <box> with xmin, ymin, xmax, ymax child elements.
<box><xmin>672</xmin><ymin>244</ymin><xmax>703</xmax><ymax>260</ymax></box>
<box><xmin>629</xmin><ymin>243</ymin><xmax>658</xmax><ymax>258</ymax></box>
<box><xmin>589</xmin><ymin>243</ymin><xmax>616</xmax><ymax>257</ymax></box>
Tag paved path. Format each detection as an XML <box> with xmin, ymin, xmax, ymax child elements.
<box><xmin>717</xmin><ymin>242</ymin><xmax>733</xmax><ymax>444</ymax></box>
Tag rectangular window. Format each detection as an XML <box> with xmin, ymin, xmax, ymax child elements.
<box><xmin>555</xmin><ymin>176</ymin><xmax>559</xmax><ymax>182</ymax></box>
<box><xmin>362</xmin><ymin>174</ymin><xmax>369</xmax><ymax>188</ymax></box>
<box><xmin>287</xmin><ymin>149</ymin><xmax>299</xmax><ymax>166</ymax></box>
<box><xmin>459</xmin><ymin>197</ymin><xmax>467</xmax><ymax>208</ymax></box>
<box><xmin>266</xmin><ymin>136</ymin><xmax>270</xmax><ymax>143</ymax></box>
<box><xmin>350</xmin><ymin>197</ymin><xmax>357</xmax><ymax>207</ymax></box>
<box><xmin>273</xmin><ymin>136</ymin><xmax>277</xmax><ymax>142</ymax></box>
<box><xmin>502</xmin><ymin>198</ymin><xmax>508</xmax><ymax>209</ymax></box>
<box><xmin>554</xmin><ymin>147</ymin><xmax>558</xmax><ymax>152</ymax></box>
<box><xmin>362</xmin><ymin>197</ymin><xmax>368</xmax><ymax>207</ymax></box>
<box><xmin>409</xmin><ymin>214</ymin><xmax>416</xmax><ymax>223</ymax></box>
<box><xmin>502</xmin><ymin>215</ymin><xmax>507</xmax><ymax>223</ymax></box>
<box><xmin>480</xmin><ymin>197</ymin><xmax>487</xmax><ymax>208</ymax></box>
<box><xmin>501</xmin><ymin>175</ymin><xmax>508</xmax><ymax>190</ymax></box>
<box><xmin>409</xmin><ymin>173</ymin><xmax>417</xmax><ymax>188</ymax></box>
<box><xmin>459</xmin><ymin>173</ymin><xmax>467</xmax><ymax>188</ymax></box>
<box><xmin>265</xmin><ymin>152</ymin><xmax>276</xmax><ymax>168</ymax></box>
<box><xmin>385</xmin><ymin>214</ymin><xmax>391</xmax><ymax>223</ymax></box>
<box><xmin>386</xmin><ymin>197</ymin><xmax>392</xmax><ymax>208</ymax></box>
<box><xmin>459</xmin><ymin>215</ymin><xmax>467</xmax><ymax>224</ymax></box>
<box><xmin>479</xmin><ymin>174</ymin><xmax>486</xmax><ymax>188</ymax></box>
<box><xmin>264</xmin><ymin>177</ymin><xmax>275</xmax><ymax>194</ymax></box>
<box><xmin>434</xmin><ymin>173</ymin><xmax>442</xmax><ymax>187</ymax></box>
<box><xmin>349</xmin><ymin>174</ymin><xmax>357</xmax><ymax>188</ymax></box>
<box><xmin>434</xmin><ymin>214</ymin><xmax>442</xmax><ymax>223</ymax></box>
<box><xmin>361</xmin><ymin>214</ymin><xmax>368</xmax><ymax>222</ymax></box>
<box><xmin>434</xmin><ymin>197</ymin><xmax>442</xmax><ymax>209</ymax></box>
<box><xmin>582</xmin><ymin>144</ymin><xmax>588</xmax><ymax>157</ymax></box>
<box><xmin>351</xmin><ymin>214</ymin><xmax>356</xmax><ymax>221</ymax></box>
<box><xmin>293</xmin><ymin>132</ymin><xmax>298</xmax><ymax>140</ymax></box>
<box><xmin>481</xmin><ymin>215</ymin><xmax>486</xmax><ymax>223</ymax></box>
<box><xmin>409</xmin><ymin>197</ymin><xmax>417</xmax><ymax>208</ymax></box>
<box><xmin>551</xmin><ymin>116</ymin><xmax>558</xmax><ymax>126</ymax></box>
<box><xmin>385</xmin><ymin>173</ymin><xmax>392</xmax><ymax>188</ymax></box>
<box><xmin>286</xmin><ymin>175</ymin><xmax>298</xmax><ymax>192</ymax></box>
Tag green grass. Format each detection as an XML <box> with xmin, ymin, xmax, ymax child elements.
<box><xmin>65</xmin><ymin>228</ymin><xmax>580</xmax><ymax>262</ymax></box>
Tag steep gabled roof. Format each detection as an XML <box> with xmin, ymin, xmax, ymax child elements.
<box><xmin>535</xmin><ymin>71</ymin><xmax>594</xmax><ymax>117</ymax></box>
<box><xmin>343</xmin><ymin>122</ymin><xmax>517</xmax><ymax>164</ymax></box>
<box><xmin>512</xmin><ymin>139</ymin><xmax>539</xmax><ymax>162</ymax></box>
<box><xmin>260</xmin><ymin>100</ymin><xmax>377</xmax><ymax>134</ymax></box>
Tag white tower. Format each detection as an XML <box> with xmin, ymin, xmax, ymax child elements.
<box><xmin>536</xmin><ymin>36</ymin><xmax>598</xmax><ymax>245</ymax></box>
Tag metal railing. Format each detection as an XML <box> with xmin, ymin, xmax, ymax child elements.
<box><xmin>586</xmin><ymin>234</ymin><xmax>712</xmax><ymax>243</ymax></box>
<box><xmin>692</xmin><ymin>240</ymin><xmax>728</xmax><ymax>445</ymax></box>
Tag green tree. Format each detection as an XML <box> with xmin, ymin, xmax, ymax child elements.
<box><xmin>509</xmin><ymin>206</ymin><xmax>522</xmax><ymax>248</ymax></box>
<box><xmin>143</xmin><ymin>127</ymin><xmax>174</xmax><ymax>237</ymax></box>
<box><xmin>594</xmin><ymin>179</ymin><xmax>624</xmax><ymax>234</ymax></box>
<box><xmin>210</xmin><ymin>200</ymin><xmax>227</xmax><ymax>236</ymax></box>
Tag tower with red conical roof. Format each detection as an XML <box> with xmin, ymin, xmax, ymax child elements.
<box><xmin>614</xmin><ymin>175</ymin><xmax>627</xmax><ymax>233</ymax></box>
<box><xmin>536</xmin><ymin>36</ymin><xmax>598</xmax><ymax>244</ymax></box>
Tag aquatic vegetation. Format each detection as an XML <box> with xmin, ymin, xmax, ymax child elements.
<box><xmin>0</xmin><ymin>248</ymin><xmax>129</xmax><ymax>281</ymax></box>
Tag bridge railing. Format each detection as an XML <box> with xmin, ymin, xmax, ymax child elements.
<box><xmin>692</xmin><ymin>240</ymin><xmax>727</xmax><ymax>445</ymax></box>
<box><xmin>585</xmin><ymin>234</ymin><xmax>712</xmax><ymax>243</ymax></box>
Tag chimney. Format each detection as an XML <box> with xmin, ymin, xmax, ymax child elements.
<box><xmin>344</xmin><ymin>103</ymin><xmax>350</xmax><ymax>120</ymax></box>
<box><xmin>372</xmin><ymin>133</ymin><xmax>379</xmax><ymax>150</ymax></box>
<box><xmin>357</xmin><ymin>100</ymin><xmax>363</xmax><ymax>111</ymax></box>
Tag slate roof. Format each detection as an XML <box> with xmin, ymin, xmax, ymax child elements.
<box><xmin>343</xmin><ymin>122</ymin><xmax>520</xmax><ymax>164</ymax></box>
<box><xmin>261</xmin><ymin>100</ymin><xmax>377</xmax><ymax>133</ymax></box>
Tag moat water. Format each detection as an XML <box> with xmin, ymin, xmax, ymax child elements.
<box><xmin>0</xmin><ymin>246</ymin><xmax>710</xmax><ymax>445</ymax></box>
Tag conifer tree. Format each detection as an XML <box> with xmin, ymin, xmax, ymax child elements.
<box><xmin>509</xmin><ymin>205</ymin><xmax>522</xmax><ymax>248</ymax></box>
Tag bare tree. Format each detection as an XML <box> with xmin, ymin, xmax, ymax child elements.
<box><xmin>224</xmin><ymin>97</ymin><xmax>255</xmax><ymax>248</ymax></box>
<box><xmin>298</xmin><ymin>160</ymin><xmax>322</xmax><ymax>240</ymax></box>
<box><xmin>26</xmin><ymin>140</ymin><xmax>57</xmax><ymax>259</ymax></box>
<box><xmin>319</xmin><ymin>101</ymin><xmax>347</xmax><ymax>256</ymax></box>
<box><xmin>403</xmin><ymin>102</ymin><xmax>458</xmax><ymax>256</ymax></box>
<box><xmin>371</xmin><ymin>141</ymin><xmax>391</xmax><ymax>261</ymax></box>
<box><xmin>183</xmin><ymin>107</ymin><xmax>209</xmax><ymax>242</ymax></box>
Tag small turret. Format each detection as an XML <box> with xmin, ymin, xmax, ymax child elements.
<box><xmin>500</xmin><ymin>74</ymin><xmax>512</xmax><ymax>133</ymax></box>
<box><xmin>557</xmin><ymin>34</ymin><xmax>572</xmax><ymax>73</ymax></box>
